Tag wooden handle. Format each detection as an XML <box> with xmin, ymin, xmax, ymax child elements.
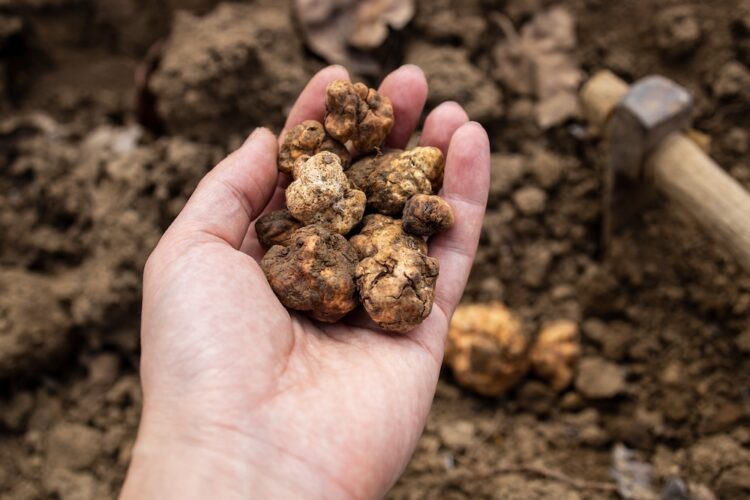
<box><xmin>647</xmin><ymin>133</ymin><xmax>750</xmax><ymax>271</ymax></box>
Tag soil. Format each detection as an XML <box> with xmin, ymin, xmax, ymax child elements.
<box><xmin>1</xmin><ymin>0</ymin><xmax>749</xmax><ymax>499</ymax></box>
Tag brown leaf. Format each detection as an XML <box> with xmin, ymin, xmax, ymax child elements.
<box><xmin>492</xmin><ymin>7</ymin><xmax>582</xmax><ymax>129</ymax></box>
<box><xmin>295</xmin><ymin>0</ymin><xmax>415</xmax><ymax>75</ymax></box>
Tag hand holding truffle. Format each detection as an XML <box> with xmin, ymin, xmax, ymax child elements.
<box><xmin>124</xmin><ymin>66</ymin><xmax>489</xmax><ymax>500</ymax></box>
<box><xmin>258</xmin><ymin>80</ymin><xmax>458</xmax><ymax>332</ymax></box>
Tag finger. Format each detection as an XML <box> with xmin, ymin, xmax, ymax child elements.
<box><xmin>280</xmin><ymin>65</ymin><xmax>350</xmax><ymax>142</ymax></box>
<box><xmin>166</xmin><ymin>128</ymin><xmax>279</xmax><ymax>249</ymax></box>
<box><xmin>379</xmin><ymin>64</ymin><xmax>428</xmax><ymax>149</ymax></box>
<box><xmin>239</xmin><ymin>172</ymin><xmax>292</xmax><ymax>259</ymax></box>
<box><xmin>428</xmin><ymin>122</ymin><xmax>490</xmax><ymax>319</ymax></box>
<box><xmin>419</xmin><ymin>101</ymin><xmax>469</xmax><ymax>155</ymax></box>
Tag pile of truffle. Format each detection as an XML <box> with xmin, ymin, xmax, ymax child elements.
<box><xmin>258</xmin><ymin>81</ymin><xmax>455</xmax><ymax>333</ymax></box>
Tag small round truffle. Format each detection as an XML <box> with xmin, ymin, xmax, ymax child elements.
<box><xmin>286</xmin><ymin>152</ymin><xmax>366</xmax><ymax>234</ymax></box>
<box><xmin>278</xmin><ymin>120</ymin><xmax>351</xmax><ymax>175</ymax></box>
<box><xmin>255</xmin><ymin>210</ymin><xmax>304</xmax><ymax>250</ymax></box>
<box><xmin>403</xmin><ymin>194</ymin><xmax>455</xmax><ymax>237</ymax></box>
<box><xmin>261</xmin><ymin>225</ymin><xmax>359</xmax><ymax>322</ymax></box>
<box><xmin>352</xmin><ymin>215</ymin><xmax>437</xmax><ymax>333</ymax></box>
<box><xmin>445</xmin><ymin>303</ymin><xmax>530</xmax><ymax>396</ymax></box>
<box><xmin>530</xmin><ymin>320</ymin><xmax>581</xmax><ymax>391</ymax></box>
<box><xmin>324</xmin><ymin>80</ymin><xmax>394</xmax><ymax>153</ymax></box>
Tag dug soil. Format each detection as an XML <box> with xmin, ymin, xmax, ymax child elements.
<box><xmin>1</xmin><ymin>0</ymin><xmax>749</xmax><ymax>498</ymax></box>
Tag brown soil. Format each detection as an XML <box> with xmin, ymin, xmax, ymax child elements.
<box><xmin>1</xmin><ymin>0</ymin><xmax>749</xmax><ymax>498</ymax></box>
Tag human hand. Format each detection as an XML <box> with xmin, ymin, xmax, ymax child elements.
<box><xmin>121</xmin><ymin>65</ymin><xmax>490</xmax><ymax>499</ymax></box>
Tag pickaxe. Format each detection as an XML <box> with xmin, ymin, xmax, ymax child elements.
<box><xmin>580</xmin><ymin>70</ymin><xmax>750</xmax><ymax>273</ymax></box>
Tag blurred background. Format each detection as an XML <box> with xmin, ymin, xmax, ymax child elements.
<box><xmin>1</xmin><ymin>0</ymin><xmax>749</xmax><ymax>498</ymax></box>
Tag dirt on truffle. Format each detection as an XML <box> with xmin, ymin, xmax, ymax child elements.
<box><xmin>1</xmin><ymin>0</ymin><xmax>750</xmax><ymax>499</ymax></box>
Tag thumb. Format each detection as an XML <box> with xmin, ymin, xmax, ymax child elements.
<box><xmin>166</xmin><ymin>128</ymin><xmax>279</xmax><ymax>249</ymax></box>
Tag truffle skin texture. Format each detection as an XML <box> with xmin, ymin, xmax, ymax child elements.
<box><xmin>349</xmin><ymin>147</ymin><xmax>445</xmax><ymax>215</ymax></box>
<box><xmin>403</xmin><ymin>194</ymin><xmax>455</xmax><ymax>237</ymax></box>
<box><xmin>350</xmin><ymin>214</ymin><xmax>428</xmax><ymax>259</ymax></box>
<box><xmin>445</xmin><ymin>303</ymin><xmax>530</xmax><ymax>396</ymax></box>
<box><xmin>261</xmin><ymin>225</ymin><xmax>359</xmax><ymax>322</ymax></box>
<box><xmin>530</xmin><ymin>320</ymin><xmax>581</xmax><ymax>391</ymax></box>
<box><xmin>286</xmin><ymin>152</ymin><xmax>366</xmax><ymax>234</ymax></box>
<box><xmin>278</xmin><ymin>120</ymin><xmax>351</xmax><ymax>175</ymax></box>
<box><xmin>255</xmin><ymin>210</ymin><xmax>303</xmax><ymax>250</ymax></box>
<box><xmin>324</xmin><ymin>80</ymin><xmax>394</xmax><ymax>153</ymax></box>
<box><xmin>347</xmin><ymin>150</ymin><xmax>401</xmax><ymax>191</ymax></box>
<box><xmin>352</xmin><ymin>215</ymin><xmax>438</xmax><ymax>333</ymax></box>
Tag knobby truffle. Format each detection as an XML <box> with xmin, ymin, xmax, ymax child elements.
<box><xmin>348</xmin><ymin>147</ymin><xmax>445</xmax><ymax>215</ymax></box>
<box><xmin>278</xmin><ymin>120</ymin><xmax>350</xmax><ymax>175</ymax></box>
<box><xmin>403</xmin><ymin>194</ymin><xmax>455</xmax><ymax>237</ymax></box>
<box><xmin>260</xmin><ymin>225</ymin><xmax>359</xmax><ymax>322</ymax></box>
<box><xmin>445</xmin><ymin>303</ymin><xmax>530</xmax><ymax>396</ymax></box>
<box><xmin>324</xmin><ymin>80</ymin><xmax>394</xmax><ymax>153</ymax></box>
<box><xmin>286</xmin><ymin>152</ymin><xmax>366</xmax><ymax>235</ymax></box>
<box><xmin>530</xmin><ymin>320</ymin><xmax>581</xmax><ymax>391</ymax></box>
<box><xmin>351</xmin><ymin>215</ymin><xmax>439</xmax><ymax>332</ymax></box>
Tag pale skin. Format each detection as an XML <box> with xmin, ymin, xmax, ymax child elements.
<box><xmin>120</xmin><ymin>65</ymin><xmax>490</xmax><ymax>499</ymax></box>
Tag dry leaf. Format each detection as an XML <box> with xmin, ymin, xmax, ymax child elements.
<box><xmin>492</xmin><ymin>7</ymin><xmax>583</xmax><ymax>129</ymax></box>
<box><xmin>295</xmin><ymin>0</ymin><xmax>415</xmax><ymax>75</ymax></box>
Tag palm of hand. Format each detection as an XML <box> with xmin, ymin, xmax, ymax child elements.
<box><xmin>131</xmin><ymin>65</ymin><xmax>489</xmax><ymax>499</ymax></box>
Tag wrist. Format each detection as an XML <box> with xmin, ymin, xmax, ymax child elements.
<box><xmin>120</xmin><ymin>400</ymin><xmax>355</xmax><ymax>500</ymax></box>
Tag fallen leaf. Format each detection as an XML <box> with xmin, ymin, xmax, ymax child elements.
<box><xmin>295</xmin><ymin>0</ymin><xmax>415</xmax><ymax>75</ymax></box>
<box><xmin>492</xmin><ymin>7</ymin><xmax>583</xmax><ymax>129</ymax></box>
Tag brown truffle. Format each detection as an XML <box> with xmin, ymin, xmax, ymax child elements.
<box><xmin>348</xmin><ymin>146</ymin><xmax>445</xmax><ymax>215</ymax></box>
<box><xmin>530</xmin><ymin>320</ymin><xmax>581</xmax><ymax>391</ymax></box>
<box><xmin>403</xmin><ymin>194</ymin><xmax>455</xmax><ymax>237</ymax></box>
<box><xmin>278</xmin><ymin>120</ymin><xmax>350</xmax><ymax>175</ymax></box>
<box><xmin>445</xmin><ymin>303</ymin><xmax>530</xmax><ymax>396</ymax></box>
<box><xmin>261</xmin><ymin>225</ymin><xmax>359</xmax><ymax>322</ymax></box>
<box><xmin>324</xmin><ymin>80</ymin><xmax>394</xmax><ymax>153</ymax></box>
<box><xmin>352</xmin><ymin>215</ymin><xmax>438</xmax><ymax>332</ymax></box>
<box><xmin>346</xmin><ymin>150</ymin><xmax>401</xmax><ymax>191</ymax></box>
<box><xmin>286</xmin><ymin>152</ymin><xmax>366</xmax><ymax>235</ymax></box>
<box><xmin>255</xmin><ymin>210</ymin><xmax>304</xmax><ymax>250</ymax></box>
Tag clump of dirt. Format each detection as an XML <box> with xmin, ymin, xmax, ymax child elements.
<box><xmin>1</xmin><ymin>0</ymin><xmax>750</xmax><ymax>498</ymax></box>
<box><xmin>149</xmin><ymin>2</ymin><xmax>311</xmax><ymax>141</ymax></box>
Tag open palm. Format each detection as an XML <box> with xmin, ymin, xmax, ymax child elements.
<box><xmin>122</xmin><ymin>65</ymin><xmax>490</xmax><ymax>499</ymax></box>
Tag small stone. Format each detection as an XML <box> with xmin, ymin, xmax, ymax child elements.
<box><xmin>513</xmin><ymin>186</ymin><xmax>547</xmax><ymax>215</ymax></box>
<box><xmin>725</xmin><ymin>128</ymin><xmax>749</xmax><ymax>155</ymax></box>
<box><xmin>526</xmin><ymin>146</ymin><xmax>565</xmax><ymax>189</ymax></box>
<box><xmin>713</xmin><ymin>62</ymin><xmax>750</xmax><ymax>101</ymax></box>
<box><xmin>87</xmin><ymin>352</ymin><xmax>120</xmax><ymax>388</ymax></box>
<box><xmin>559</xmin><ymin>391</ymin><xmax>584</xmax><ymax>411</ymax></box>
<box><xmin>490</xmin><ymin>154</ymin><xmax>525</xmax><ymax>202</ymax></box>
<box><xmin>521</xmin><ymin>243</ymin><xmax>553</xmax><ymax>288</ymax></box>
<box><xmin>47</xmin><ymin>422</ymin><xmax>102</xmax><ymax>470</ymax></box>
<box><xmin>575</xmin><ymin>357</ymin><xmax>626</xmax><ymax>399</ymax></box>
<box><xmin>438</xmin><ymin>420</ymin><xmax>476</xmax><ymax>450</ymax></box>
<box><xmin>581</xmin><ymin>319</ymin><xmax>634</xmax><ymax>361</ymax></box>
<box><xmin>655</xmin><ymin>6</ymin><xmax>702</xmax><ymax>59</ymax></box>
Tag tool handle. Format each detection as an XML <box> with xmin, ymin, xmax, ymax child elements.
<box><xmin>648</xmin><ymin>133</ymin><xmax>750</xmax><ymax>272</ymax></box>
